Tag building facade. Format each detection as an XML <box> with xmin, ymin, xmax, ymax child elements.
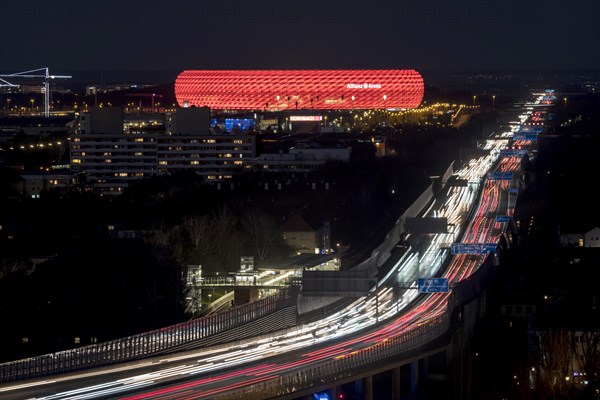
<box><xmin>70</xmin><ymin>107</ymin><xmax>256</xmax><ymax>194</ymax></box>
<box><xmin>175</xmin><ymin>69</ymin><xmax>424</xmax><ymax>111</ymax></box>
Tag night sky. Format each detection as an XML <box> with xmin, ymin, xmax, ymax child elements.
<box><xmin>0</xmin><ymin>0</ymin><xmax>599</xmax><ymax>74</ymax></box>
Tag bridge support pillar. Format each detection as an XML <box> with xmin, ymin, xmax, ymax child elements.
<box><xmin>363</xmin><ymin>374</ymin><xmax>373</xmax><ymax>400</ymax></box>
<box><xmin>410</xmin><ymin>360</ymin><xmax>419</xmax><ymax>393</ymax></box>
<box><xmin>392</xmin><ymin>366</ymin><xmax>401</xmax><ymax>400</ymax></box>
<box><xmin>420</xmin><ymin>357</ymin><xmax>429</xmax><ymax>383</ymax></box>
<box><xmin>410</xmin><ymin>357</ymin><xmax>429</xmax><ymax>393</ymax></box>
<box><xmin>327</xmin><ymin>385</ymin><xmax>341</xmax><ymax>399</ymax></box>
<box><xmin>353</xmin><ymin>377</ymin><xmax>363</xmax><ymax>394</ymax></box>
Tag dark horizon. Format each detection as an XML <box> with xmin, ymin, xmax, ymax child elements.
<box><xmin>1</xmin><ymin>0</ymin><xmax>598</xmax><ymax>74</ymax></box>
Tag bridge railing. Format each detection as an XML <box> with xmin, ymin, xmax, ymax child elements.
<box><xmin>211</xmin><ymin>312</ymin><xmax>452</xmax><ymax>400</ymax></box>
<box><xmin>0</xmin><ymin>287</ymin><xmax>297</xmax><ymax>384</ymax></box>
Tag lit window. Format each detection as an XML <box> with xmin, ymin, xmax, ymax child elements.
<box><xmin>72</xmin><ymin>159</ymin><xmax>81</xmax><ymax>163</ymax></box>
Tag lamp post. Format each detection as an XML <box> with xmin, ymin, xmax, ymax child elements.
<box><xmin>30</xmin><ymin>99</ymin><xmax>35</xmax><ymax>112</ymax></box>
<box><xmin>383</xmin><ymin>94</ymin><xmax>387</xmax><ymax>125</ymax></box>
<box><xmin>276</xmin><ymin>95</ymin><xmax>280</xmax><ymax>112</ymax></box>
<box><xmin>473</xmin><ymin>95</ymin><xmax>477</xmax><ymax>106</ymax></box>
<box><xmin>492</xmin><ymin>95</ymin><xmax>495</xmax><ymax>112</ymax></box>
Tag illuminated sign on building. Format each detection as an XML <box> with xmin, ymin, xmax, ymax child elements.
<box><xmin>289</xmin><ymin>115</ymin><xmax>323</xmax><ymax>122</ymax></box>
<box><xmin>346</xmin><ymin>83</ymin><xmax>382</xmax><ymax>89</ymax></box>
<box><xmin>175</xmin><ymin>70</ymin><xmax>424</xmax><ymax>110</ymax></box>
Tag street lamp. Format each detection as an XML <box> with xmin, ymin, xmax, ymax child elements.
<box><xmin>492</xmin><ymin>95</ymin><xmax>496</xmax><ymax>112</ymax></box>
<box><xmin>30</xmin><ymin>99</ymin><xmax>35</xmax><ymax>112</ymax></box>
<box><xmin>383</xmin><ymin>94</ymin><xmax>387</xmax><ymax>125</ymax></box>
<box><xmin>473</xmin><ymin>95</ymin><xmax>477</xmax><ymax>106</ymax></box>
<box><xmin>563</xmin><ymin>97</ymin><xmax>567</xmax><ymax>108</ymax></box>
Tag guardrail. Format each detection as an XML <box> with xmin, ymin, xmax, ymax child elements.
<box><xmin>213</xmin><ymin>312</ymin><xmax>452</xmax><ymax>400</ymax></box>
<box><xmin>0</xmin><ymin>287</ymin><xmax>298</xmax><ymax>383</ymax></box>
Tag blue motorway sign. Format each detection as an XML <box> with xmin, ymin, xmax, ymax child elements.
<box><xmin>487</xmin><ymin>171</ymin><xmax>513</xmax><ymax>180</ymax></box>
<box><xmin>451</xmin><ymin>243</ymin><xmax>497</xmax><ymax>255</ymax></box>
<box><xmin>499</xmin><ymin>149</ymin><xmax>528</xmax><ymax>157</ymax></box>
<box><xmin>513</xmin><ymin>132</ymin><xmax>538</xmax><ymax>141</ymax></box>
<box><xmin>418</xmin><ymin>278</ymin><xmax>449</xmax><ymax>293</ymax></box>
<box><xmin>496</xmin><ymin>215</ymin><xmax>512</xmax><ymax>223</ymax></box>
<box><xmin>518</xmin><ymin>125</ymin><xmax>543</xmax><ymax>132</ymax></box>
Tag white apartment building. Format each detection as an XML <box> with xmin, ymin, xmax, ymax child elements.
<box><xmin>70</xmin><ymin>107</ymin><xmax>256</xmax><ymax>194</ymax></box>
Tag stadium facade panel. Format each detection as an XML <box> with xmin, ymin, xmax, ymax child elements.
<box><xmin>175</xmin><ymin>70</ymin><xmax>424</xmax><ymax>111</ymax></box>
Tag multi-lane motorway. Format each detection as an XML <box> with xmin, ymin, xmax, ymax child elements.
<box><xmin>0</xmin><ymin>92</ymin><xmax>551</xmax><ymax>400</ymax></box>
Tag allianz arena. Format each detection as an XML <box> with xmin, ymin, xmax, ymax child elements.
<box><xmin>174</xmin><ymin>70</ymin><xmax>424</xmax><ymax>111</ymax></box>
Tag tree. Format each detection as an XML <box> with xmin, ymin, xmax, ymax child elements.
<box><xmin>572</xmin><ymin>330</ymin><xmax>600</xmax><ymax>397</ymax></box>
<box><xmin>183</xmin><ymin>214</ymin><xmax>214</xmax><ymax>264</ymax></box>
<box><xmin>535</xmin><ymin>326</ymin><xmax>581</xmax><ymax>399</ymax></box>
<box><xmin>0</xmin><ymin>258</ymin><xmax>34</xmax><ymax>280</ymax></box>
<box><xmin>211</xmin><ymin>205</ymin><xmax>238</xmax><ymax>271</ymax></box>
<box><xmin>242</xmin><ymin>208</ymin><xmax>284</xmax><ymax>264</ymax></box>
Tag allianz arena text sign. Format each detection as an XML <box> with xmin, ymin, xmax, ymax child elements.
<box><xmin>175</xmin><ymin>69</ymin><xmax>424</xmax><ymax>111</ymax></box>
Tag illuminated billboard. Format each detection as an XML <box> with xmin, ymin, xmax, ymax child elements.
<box><xmin>289</xmin><ymin>115</ymin><xmax>323</xmax><ymax>121</ymax></box>
<box><xmin>175</xmin><ymin>69</ymin><xmax>424</xmax><ymax>111</ymax></box>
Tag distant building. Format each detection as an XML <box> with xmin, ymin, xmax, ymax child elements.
<box><xmin>558</xmin><ymin>226</ymin><xmax>600</xmax><ymax>248</ymax></box>
<box><xmin>246</xmin><ymin>145</ymin><xmax>351</xmax><ymax>175</ymax></box>
<box><xmin>289</xmin><ymin>146</ymin><xmax>351</xmax><ymax>162</ymax></box>
<box><xmin>0</xmin><ymin>115</ymin><xmax>75</xmax><ymax>137</ymax></box>
<box><xmin>20</xmin><ymin>172</ymin><xmax>71</xmax><ymax>198</ymax></box>
<box><xmin>70</xmin><ymin>107</ymin><xmax>256</xmax><ymax>194</ymax></box>
<box><xmin>584</xmin><ymin>227</ymin><xmax>600</xmax><ymax>248</ymax></box>
<box><xmin>175</xmin><ymin>69</ymin><xmax>424</xmax><ymax>110</ymax></box>
<box><xmin>245</xmin><ymin>153</ymin><xmax>324</xmax><ymax>175</ymax></box>
<box><xmin>282</xmin><ymin>211</ymin><xmax>331</xmax><ymax>254</ymax></box>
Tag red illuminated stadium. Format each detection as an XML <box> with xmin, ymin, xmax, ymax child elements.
<box><xmin>175</xmin><ymin>70</ymin><xmax>424</xmax><ymax>111</ymax></box>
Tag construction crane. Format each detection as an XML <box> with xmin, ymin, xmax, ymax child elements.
<box><xmin>0</xmin><ymin>67</ymin><xmax>72</xmax><ymax>117</ymax></box>
<box><xmin>125</xmin><ymin>93</ymin><xmax>163</xmax><ymax>112</ymax></box>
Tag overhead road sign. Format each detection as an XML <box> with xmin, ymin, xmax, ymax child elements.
<box><xmin>500</xmin><ymin>149</ymin><xmax>528</xmax><ymax>157</ymax></box>
<box><xmin>451</xmin><ymin>243</ymin><xmax>497</xmax><ymax>255</ymax></box>
<box><xmin>418</xmin><ymin>278</ymin><xmax>449</xmax><ymax>293</ymax></box>
<box><xmin>487</xmin><ymin>171</ymin><xmax>513</xmax><ymax>180</ymax></box>
<box><xmin>513</xmin><ymin>132</ymin><xmax>538</xmax><ymax>141</ymax></box>
<box><xmin>495</xmin><ymin>215</ymin><xmax>512</xmax><ymax>223</ymax></box>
